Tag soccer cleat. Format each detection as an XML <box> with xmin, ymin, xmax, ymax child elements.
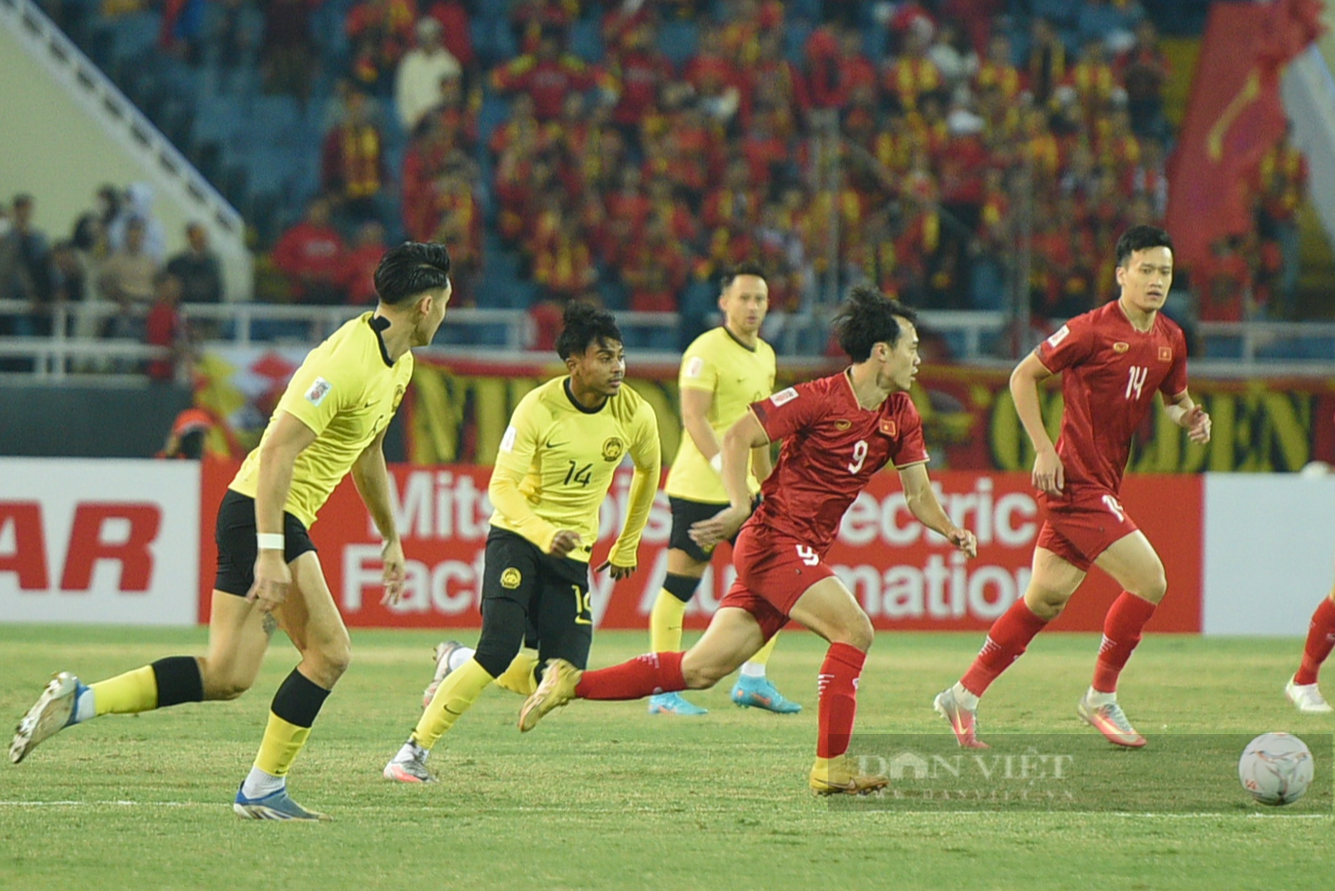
<box><xmin>233</xmin><ymin>785</ymin><xmax>330</xmax><ymax>821</ymax></box>
<box><xmin>1077</xmin><ymin>695</ymin><xmax>1146</xmax><ymax>747</ymax></box>
<box><xmin>809</xmin><ymin>755</ymin><xmax>889</xmax><ymax>795</ymax></box>
<box><xmin>933</xmin><ymin>686</ymin><xmax>990</xmax><ymax>749</ymax></box>
<box><xmin>422</xmin><ymin>640</ymin><xmax>466</xmax><ymax>709</ymax></box>
<box><xmin>518</xmin><ymin>659</ymin><xmax>582</xmax><ymax>732</ymax></box>
<box><xmin>10</xmin><ymin>671</ymin><xmax>86</xmax><ymax>764</ymax></box>
<box><xmin>731</xmin><ymin>675</ymin><xmax>802</xmax><ymax>713</ymax></box>
<box><xmin>648</xmin><ymin>692</ymin><xmax>708</xmax><ymax>716</ymax></box>
<box><xmin>1285</xmin><ymin>677</ymin><xmax>1334</xmax><ymax>714</ymax></box>
<box><xmin>383</xmin><ymin>741</ymin><xmax>435</xmax><ymax>783</ymax></box>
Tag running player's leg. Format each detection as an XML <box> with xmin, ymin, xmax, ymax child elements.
<box><xmin>387</xmin><ymin>532</ymin><xmax>534</xmax><ymax>781</ymax></box>
<box><xmin>235</xmin><ymin>550</ymin><xmax>346</xmax><ymax>819</ymax></box>
<box><xmin>9</xmin><ymin>491</ymin><xmax>277</xmax><ymax>765</ymax></box>
<box><xmin>1076</xmin><ymin>529</ymin><xmax>1166</xmax><ymax>746</ymax></box>
<box><xmin>647</xmin><ymin>498</ymin><xmax>719</xmax><ymax>715</ymax></box>
<box><xmin>936</xmin><ymin>543</ymin><xmax>1085</xmax><ymax>748</ymax></box>
<box><xmin>518</xmin><ymin>602</ymin><xmax>772</xmax><ymax>731</ymax></box>
<box><xmin>785</xmin><ymin>576</ymin><xmax>885</xmax><ymax>793</ymax></box>
<box><xmin>1289</xmin><ymin>562</ymin><xmax>1335</xmax><ymax>713</ymax></box>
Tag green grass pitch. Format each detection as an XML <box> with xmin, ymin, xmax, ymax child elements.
<box><xmin>1</xmin><ymin>625</ymin><xmax>1331</xmax><ymax>891</ymax></box>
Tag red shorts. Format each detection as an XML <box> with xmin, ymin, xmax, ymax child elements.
<box><xmin>718</xmin><ymin>525</ymin><xmax>837</xmax><ymax>640</ymax></box>
<box><xmin>1036</xmin><ymin>487</ymin><xmax>1140</xmax><ymax>571</ymax></box>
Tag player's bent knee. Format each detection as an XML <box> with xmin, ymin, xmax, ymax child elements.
<box><xmin>682</xmin><ymin>666</ymin><xmax>723</xmax><ymax>690</ymax></box>
<box><xmin>204</xmin><ymin>673</ymin><xmax>253</xmax><ymax>701</ymax></box>
<box><xmin>1026</xmin><ymin>587</ymin><xmax>1071</xmax><ymax>620</ymax></box>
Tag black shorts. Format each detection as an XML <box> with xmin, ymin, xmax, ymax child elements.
<box><xmin>667</xmin><ymin>495</ymin><xmax>757</xmax><ymax>563</ymax></box>
<box><xmin>481</xmin><ymin>527</ymin><xmax>593</xmax><ymax>669</ymax></box>
<box><xmin>213</xmin><ymin>489</ymin><xmax>317</xmax><ymax>596</ymax></box>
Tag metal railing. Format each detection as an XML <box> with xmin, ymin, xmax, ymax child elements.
<box><xmin>2</xmin><ymin>300</ymin><xmax>1333</xmax><ymax>379</ymax></box>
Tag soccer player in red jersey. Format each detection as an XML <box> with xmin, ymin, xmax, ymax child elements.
<box><xmin>517</xmin><ymin>287</ymin><xmax>979</xmax><ymax>794</ymax></box>
<box><xmin>935</xmin><ymin>225</ymin><xmax>1212</xmax><ymax>749</ymax></box>
<box><xmin>1285</xmin><ymin>413</ymin><xmax>1335</xmax><ymax>714</ymax></box>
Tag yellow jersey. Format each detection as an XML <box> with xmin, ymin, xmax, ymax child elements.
<box><xmin>665</xmin><ymin>326</ymin><xmax>775</xmax><ymax>503</ymax></box>
<box><xmin>230</xmin><ymin>313</ymin><xmax>412</xmax><ymax>527</ymax></box>
<box><xmin>489</xmin><ymin>376</ymin><xmax>661</xmax><ymax>565</ymax></box>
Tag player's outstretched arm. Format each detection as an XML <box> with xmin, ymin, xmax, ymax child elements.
<box><xmin>250</xmin><ymin>411</ymin><xmax>317</xmax><ymax>613</ymax></box>
<box><xmin>351</xmin><ymin>428</ymin><xmax>406</xmax><ymax>605</ymax></box>
<box><xmin>602</xmin><ymin>404</ymin><xmax>662</xmax><ymax>580</ymax></box>
<box><xmin>898</xmin><ymin>463</ymin><xmax>978</xmax><ymax>558</ymax></box>
<box><xmin>1164</xmin><ymin>391</ymin><xmax>1211</xmax><ymax>445</ymax></box>
<box><xmin>690</xmin><ymin>410</ymin><xmax>769</xmax><ymax>549</ymax></box>
<box><xmin>1010</xmin><ymin>351</ymin><xmax>1063</xmax><ymax>495</ymax></box>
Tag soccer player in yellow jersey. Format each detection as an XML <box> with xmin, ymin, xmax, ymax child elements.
<box><xmin>382</xmin><ymin>301</ymin><xmax>661</xmax><ymax>783</ymax></box>
<box><xmin>9</xmin><ymin>242</ymin><xmax>453</xmax><ymax>820</ymax></box>
<box><xmin>648</xmin><ymin>262</ymin><xmax>800</xmax><ymax>716</ymax></box>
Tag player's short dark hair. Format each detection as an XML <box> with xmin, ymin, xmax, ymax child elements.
<box><xmin>556</xmin><ymin>301</ymin><xmax>622</xmax><ymax>359</ymax></box>
<box><xmin>373</xmin><ymin>242</ymin><xmax>452</xmax><ymax>305</ymax></box>
<box><xmin>831</xmin><ymin>285</ymin><xmax>918</xmax><ymax>362</ymax></box>
<box><xmin>720</xmin><ymin>261</ymin><xmax>767</xmax><ymax>292</ymax></box>
<box><xmin>1115</xmin><ymin>225</ymin><xmax>1173</xmax><ymax>267</ymax></box>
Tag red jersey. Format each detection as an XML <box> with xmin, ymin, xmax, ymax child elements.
<box><xmin>749</xmin><ymin>371</ymin><xmax>929</xmax><ymax>554</ymax></box>
<box><xmin>1036</xmin><ymin>300</ymin><xmax>1188</xmax><ymax>494</ymax></box>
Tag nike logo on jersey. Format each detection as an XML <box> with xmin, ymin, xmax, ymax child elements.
<box><xmin>546</xmin><ymin>439</ymin><xmax>567</xmax><ymax>448</ymax></box>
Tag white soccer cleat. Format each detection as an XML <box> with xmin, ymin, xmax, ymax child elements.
<box><xmin>383</xmin><ymin>740</ymin><xmax>435</xmax><ymax>784</ymax></box>
<box><xmin>1285</xmin><ymin>677</ymin><xmax>1333</xmax><ymax>714</ymax></box>
<box><xmin>10</xmin><ymin>671</ymin><xmax>84</xmax><ymax>764</ymax></box>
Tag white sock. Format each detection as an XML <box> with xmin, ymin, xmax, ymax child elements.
<box><xmin>739</xmin><ymin>662</ymin><xmax>766</xmax><ymax>679</ymax></box>
<box><xmin>951</xmin><ymin>682</ymin><xmax>980</xmax><ymax>711</ymax></box>
<box><xmin>240</xmin><ymin>766</ymin><xmax>285</xmax><ymax>800</ymax></box>
<box><xmin>1084</xmin><ymin>687</ymin><xmax>1117</xmax><ymax>707</ymax></box>
<box><xmin>396</xmin><ymin>739</ymin><xmax>428</xmax><ymax>762</ymax></box>
<box><xmin>447</xmin><ymin>647</ymin><xmax>475</xmax><ymax>673</ymax></box>
<box><xmin>72</xmin><ymin>687</ymin><xmax>96</xmax><ymax>724</ymax></box>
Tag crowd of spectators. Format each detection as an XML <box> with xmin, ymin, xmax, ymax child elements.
<box><xmin>0</xmin><ymin>184</ymin><xmax>222</xmax><ymax>378</ymax></box>
<box><xmin>10</xmin><ymin>0</ymin><xmax>1319</xmax><ymax>367</ymax></box>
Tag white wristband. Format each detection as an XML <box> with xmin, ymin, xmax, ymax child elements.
<box><xmin>256</xmin><ymin>533</ymin><xmax>285</xmax><ymax>551</ymax></box>
<box><xmin>709</xmin><ymin>453</ymin><xmax>724</xmax><ymax>473</ymax></box>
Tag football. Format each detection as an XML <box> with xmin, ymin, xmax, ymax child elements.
<box><xmin>1238</xmin><ymin>732</ymin><xmax>1314</xmax><ymax>806</ymax></box>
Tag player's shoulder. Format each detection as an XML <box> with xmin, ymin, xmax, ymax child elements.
<box><xmin>682</xmin><ymin>327</ymin><xmax>725</xmax><ymax>357</ymax></box>
<box><xmin>610</xmin><ymin>380</ymin><xmax>651</xmax><ymax>417</ymax></box>
<box><xmin>1153</xmin><ymin>310</ymin><xmax>1186</xmax><ymax>340</ymax></box>
<box><xmin>513</xmin><ymin>376</ymin><xmax>563</xmax><ymax>419</ymax></box>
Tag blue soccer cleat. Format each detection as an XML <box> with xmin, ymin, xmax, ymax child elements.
<box><xmin>731</xmin><ymin>675</ymin><xmax>802</xmax><ymax>713</ymax></box>
<box><xmin>647</xmin><ymin>691</ymin><xmax>708</xmax><ymax>716</ymax></box>
<box><xmin>233</xmin><ymin>785</ymin><xmax>330</xmax><ymax>821</ymax></box>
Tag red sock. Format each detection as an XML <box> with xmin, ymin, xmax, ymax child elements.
<box><xmin>1295</xmin><ymin>597</ymin><xmax>1335</xmax><ymax>685</ymax></box>
<box><xmin>960</xmin><ymin>599</ymin><xmax>1048</xmax><ymax>697</ymax></box>
<box><xmin>816</xmin><ymin>642</ymin><xmax>866</xmax><ymax>759</ymax></box>
<box><xmin>1092</xmin><ymin>592</ymin><xmax>1157</xmax><ymax>693</ymax></box>
<box><xmin>574</xmin><ymin>652</ymin><xmax>685</xmax><ymax>700</ymax></box>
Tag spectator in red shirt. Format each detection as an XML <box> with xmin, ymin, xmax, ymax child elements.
<box><xmin>340</xmin><ymin>220</ymin><xmax>388</xmax><ymax>305</ymax></box>
<box><xmin>346</xmin><ymin>0</ymin><xmax>417</xmax><ymax>91</ymax></box>
<box><xmin>1115</xmin><ymin>20</ymin><xmax>1170</xmax><ymax>139</ymax></box>
<box><xmin>145</xmin><ymin>271</ymin><xmax>187</xmax><ymax>382</ymax></box>
<box><xmin>321</xmin><ymin>88</ymin><xmax>387</xmax><ymax>225</ymax></box>
<box><xmin>271</xmin><ymin>198</ymin><xmax>349</xmax><ymax>304</ymax></box>
<box><xmin>605</xmin><ymin>24</ymin><xmax>673</xmax><ymax>145</ymax></box>
<box><xmin>491</xmin><ymin>28</ymin><xmax>597</xmax><ymax>121</ymax></box>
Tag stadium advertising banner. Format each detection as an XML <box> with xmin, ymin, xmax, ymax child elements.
<box><xmin>406</xmin><ymin>356</ymin><xmax>1335</xmax><ymax>474</ymax></box>
<box><xmin>197</xmin><ymin>461</ymin><xmax>1202</xmax><ymax>634</ymax></box>
<box><xmin>0</xmin><ymin>459</ymin><xmax>200</xmax><ymax>625</ymax></box>
<box><xmin>195</xmin><ymin>347</ymin><xmax>1335</xmax><ymax>474</ymax></box>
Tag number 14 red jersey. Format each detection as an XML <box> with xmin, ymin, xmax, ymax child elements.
<box><xmin>1036</xmin><ymin>301</ymin><xmax>1188</xmax><ymax>495</ymax></box>
<box><xmin>748</xmin><ymin>370</ymin><xmax>929</xmax><ymax>554</ymax></box>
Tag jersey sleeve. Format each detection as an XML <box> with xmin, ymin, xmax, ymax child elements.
<box><xmin>749</xmin><ymin>380</ymin><xmax>822</xmax><ymax>443</ymax></box>
<box><xmin>1158</xmin><ymin>326</ymin><xmax>1190</xmax><ymax>398</ymax></box>
<box><xmin>275</xmin><ymin>353</ymin><xmax>357</xmax><ymax>437</ymax></box>
<box><xmin>607</xmin><ymin>398</ymin><xmax>662</xmax><ymax>567</ymax></box>
<box><xmin>891</xmin><ymin>400</ymin><xmax>930</xmax><ymax>468</ymax></box>
<box><xmin>1035</xmin><ymin>315</ymin><xmax>1095</xmax><ymax>374</ymax></box>
<box><xmin>678</xmin><ymin>344</ymin><xmax>718</xmax><ymax>393</ymax></box>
